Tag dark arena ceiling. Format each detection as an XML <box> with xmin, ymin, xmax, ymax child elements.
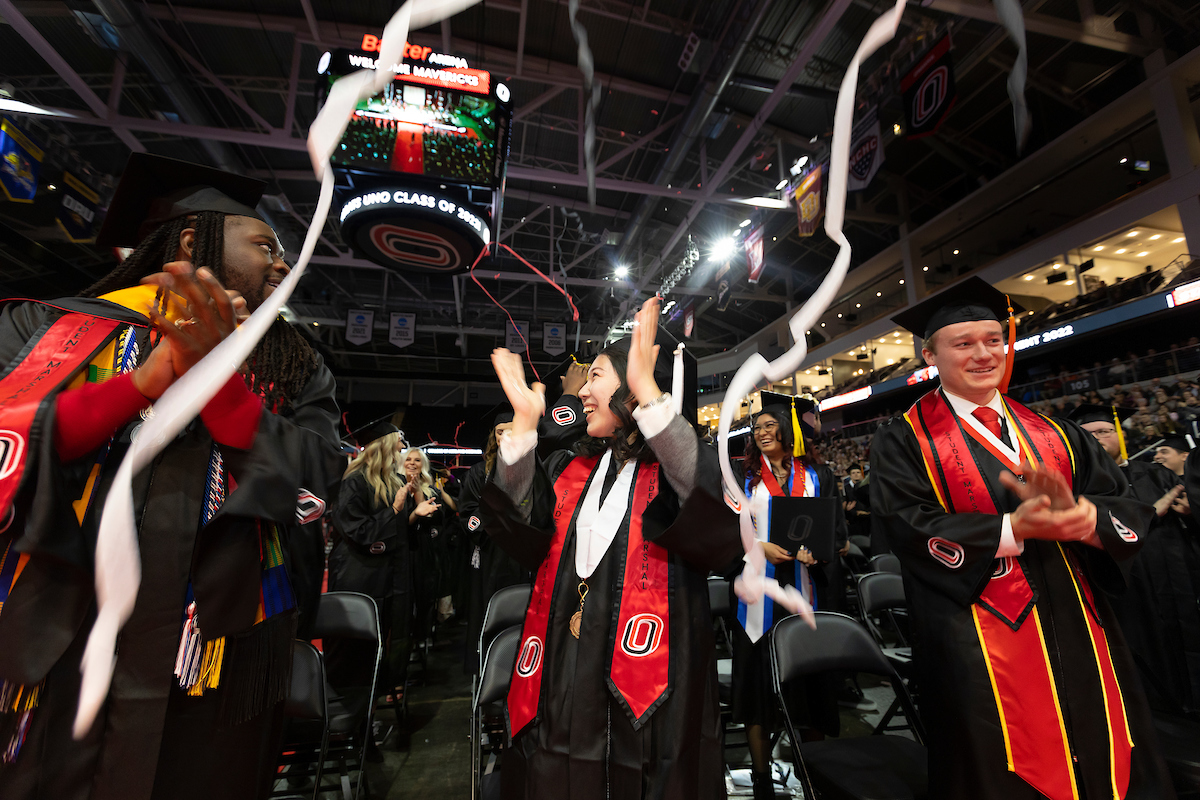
<box><xmin>0</xmin><ymin>0</ymin><xmax>1196</xmax><ymax>395</ymax></box>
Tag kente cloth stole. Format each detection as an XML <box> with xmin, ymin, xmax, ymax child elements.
<box><xmin>737</xmin><ymin>461</ymin><xmax>820</xmax><ymax>642</ymax></box>
<box><xmin>905</xmin><ymin>390</ymin><xmax>1132</xmax><ymax>800</ymax></box>
<box><xmin>174</xmin><ymin>448</ymin><xmax>296</xmax><ymax>696</ymax></box>
<box><xmin>509</xmin><ymin>455</ymin><xmax>667</xmax><ymax>736</ymax></box>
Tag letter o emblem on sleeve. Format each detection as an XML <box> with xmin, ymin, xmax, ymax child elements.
<box><xmin>0</xmin><ymin>430</ymin><xmax>26</xmax><ymax>480</ymax></box>
<box><xmin>620</xmin><ymin>613</ymin><xmax>664</xmax><ymax>657</ymax></box>
<box><xmin>928</xmin><ymin>537</ymin><xmax>965</xmax><ymax>569</ymax></box>
<box><xmin>1110</xmin><ymin>511</ymin><xmax>1138</xmax><ymax>542</ymax></box>
<box><xmin>552</xmin><ymin>406</ymin><xmax>576</xmax><ymax>426</ymax></box>
<box><xmin>515</xmin><ymin>636</ymin><xmax>543</xmax><ymax>677</ymax></box>
<box><xmin>468</xmin><ymin>515</ymin><xmax>481</xmax><ymax>531</ymax></box>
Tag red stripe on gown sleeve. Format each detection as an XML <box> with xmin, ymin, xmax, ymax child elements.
<box><xmin>54</xmin><ymin>372</ymin><xmax>148</xmax><ymax>461</ymax></box>
<box><xmin>201</xmin><ymin>375</ymin><xmax>263</xmax><ymax>450</ymax></box>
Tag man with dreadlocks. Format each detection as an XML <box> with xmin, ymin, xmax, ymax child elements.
<box><xmin>0</xmin><ymin>153</ymin><xmax>344</xmax><ymax>800</ymax></box>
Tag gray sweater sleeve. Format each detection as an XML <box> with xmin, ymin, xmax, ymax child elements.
<box><xmin>644</xmin><ymin>415</ymin><xmax>698</xmax><ymax>501</ymax></box>
<box><xmin>493</xmin><ymin>443</ymin><xmax>537</xmax><ymax>522</ymax></box>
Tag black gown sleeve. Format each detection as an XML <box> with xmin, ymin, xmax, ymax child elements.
<box><xmin>458</xmin><ymin>462</ymin><xmax>488</xmax><ymax>546</ymax></box>
<box><xmin>537</xmin><ymin>395</ymin><xmax>587</xmax><ymax>457</ymax></box>
<box><xmin>818</xmin><ymin>465</ymin><xmax>849</xmax><ymax>550</ymax></box>
<box><xmin>869</xmin><ymin>418</ymin><xmax>1004</xmax><ymax>608</ymax></box>
<box><xmin>215</xmin><ymin>355</ymin><xmax>345</xmax><ymax>526</ymax></box>
<box><xmin>478</xmin><ymin>450</ymin><xmax>573</xmax><ymax>572</ymax></box>
<box><xmin>333</xmin><ymin>472</ymin><xmax>406</xmax><ymax>552</ymax></box>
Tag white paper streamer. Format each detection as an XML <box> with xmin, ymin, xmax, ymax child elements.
<box><xmin>716</xmin><ymin>0</ymin><xmax>907</xmax><ymax>630</ymax></box>
<box><xmin>671</xmin><ymin>343</ymin><xmax>684</xmax><ymax>416</ymax></box>
<box><xmin>567</xmin><ymin>0</ymin><xmax>602</xmax><ymax>209</ymax></box>
<box><xmin>992</xmin><ymin>0</ymin><xmax>1031</xmax><ymax>153</ymax></box>
<box><xmin>74</xmin><ymin>0</ymin><xmax>483</xmax><ymax>739</ymax></box>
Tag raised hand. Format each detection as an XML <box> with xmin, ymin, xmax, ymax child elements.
<box><xmin>626</xmin><ymin>296</ymin><xmax>663</xmax><ymax>407</ymax></box>
<box><xmin>561</xmin><ymin>361</ymin><xmax>588</xmax><ymax>397</ymax></box>
<box><xmin>1154</xmin><ymin>484</ymin><xmax>1185</xmax><ymax>517</ymax></box>
<box><xmin>413</xmin><ymin>498</ymin><xmax>440</xmax><ymax>518</ymax></box>
<box><xmin>491</xmin><ymin>348</ymin><xmax>545</xmax><ymax>437</ymax></box>
<box><xmin>141</xmin><ymin>262</ymin><xmax>246</xmax><ymax>377</ymax></box>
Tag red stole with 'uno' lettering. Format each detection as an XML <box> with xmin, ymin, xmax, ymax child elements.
<box><xmin>508</xmin><ymin>454</ymin><xmax>667</xmax><ymax>737</ymax></box>
<box><xmin>0</xmin><ymin>313</ymin><xmax>123</xmax><ymax>517</ymax></box>
<box><xmin>905</xmin><ymin>390</ymin><xmax>1133</xmax><ymax>800</ymax></box>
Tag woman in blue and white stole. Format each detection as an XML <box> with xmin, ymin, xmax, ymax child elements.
<box><xmin>729</xmin><ymin>394</ymin><xmax>846</xmax><ymax>800</ymax></box>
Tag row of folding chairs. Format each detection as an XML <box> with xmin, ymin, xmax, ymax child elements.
<box><xmin>275</xmin><ymin>591</ymin><xmax>382</xmax><ymax>800</ymax></box>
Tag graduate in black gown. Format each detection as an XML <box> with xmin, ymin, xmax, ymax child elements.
<box><xmin>462</xmin><ymin>410</ymin><xmax>531</xmax><ymax>673</ymax></box>
<box><xmin>479</xmin><ymin>297</ymin><xmax>743</xmax><ymax>800</ymax></box>
<box><xmin>328</xmin><ymin>422</ymin><xmax>416</xmax><ymax>696</ymax></box>
<box><xmin>1068</xmin><ymin>407</ymin><xmax>1200</xmax><ymax>715</ymax></box>
<box><xmin>871</xmin><ymin>278</ymin><xmax>1173</xmax><ymax>800</ymax></box>
<box><xmin>0</xmin><ymin>154</ymin><xmax>344</xmax><ymax>800</ymax></box>
<box><xmin>731</xmin><ymin>392</ymin><xmax>845</xmax><ymax>800</ymax></box>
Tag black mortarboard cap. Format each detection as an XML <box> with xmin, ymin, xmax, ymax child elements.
<box><xmin>96</xmin><ymin>152</ymin><xmax>267</xmax><ymax>247</ymax></box>
<box><xmin>1067</xmin><ymin>404</ymin><xmax>1136</xmax><ymax>426</ymax></box>
<box><xmin>353</xmin><ymin>419</ymin><xmax>402</xmax><ymax>446</ymax></box>
<box><xmin>891</xmin><ymin>277</ymin><xmax>1024</xmax><ymax>341</ymax></box>
<box><xmin>492</xmin><ymin>408</ymin><xmax>515</xmax><ymax>426</ymax></box>
<box><xmin>605</xmin><ymin>327</ymin><xmax>698</xmax><ymax>425</ymax></box>
<box><xmin>758</xmin><ymin>390</ymin><xmax>817</xmax><ymax>418</ymax></box>
<box><xmin>1159</xmin><ymin>435</ymin><xmax>1193</xmax><ymax>452</ymax></box>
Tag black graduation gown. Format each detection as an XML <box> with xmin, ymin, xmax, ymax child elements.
<box><xmin>869</xmin><ymin>398</ymin><xmax>1175</xmax><ymax>800</ymax></box>
<box><xmin>461</xmin><ymin>460</ymin><xmax>531</xmax><ymax>674</ymax></box>
<box><xmin>0</xmin><ymin>297</ymin><xmax>344</xmax><ymax>800</ymax></box>
<box><xmin>1111</xmin><ymin>459</ymin><xmax>1200</xmax><ymax>714</ymax></box>
<box><xmin>407</xmin><ymin>479</ymin><xmax>454</xmax><ymax>641</ymax></box>
<box><xmin>537</xmin><ymin>395</ymin><xmax>587</xmax><ymax>457</ymax></box>
<box><xmin>328</xmin><ymin>471</ymin><xmax>413</xmax><ymax>690</ymax></box>
<box><xmin>479</xmin><ymin>435</ymin><xmax>743</xmax><ymax>800</ymax></box>
<box><xmin>729</xmin><ymin>462</ymin><xmax>846</xmax><ymax>733</ymax></box>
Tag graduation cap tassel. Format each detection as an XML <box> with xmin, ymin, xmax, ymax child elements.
<box><xmin>1000</xmin><ymin>295</ymin><xmax>1017</xmax><ymax>394</ymax></box>
<box><xmin>791</xmin><ymin>402</ymin><xmax>805</xmax><ymax>458</ymax></box>
<box><xmin>1115</xmin><ymin>408</ymin><xmax>1129</xmax><ymax>463</ymax></box>
<box><xmin>74</xmin><ymin>0</ymin><xmax>486</xmax><ymax>741</ymax></box>
<box><xmin>714</xmin><ymin>0</ymin><xmax>907</xmax><ymax>632</ymax></box>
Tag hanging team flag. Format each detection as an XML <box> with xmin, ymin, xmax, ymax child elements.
<box><xmin>505</xmin><ymin>319</ymin><xmax>529</xmax><ymax>353</ymax></box>
<box><xmin>345</xmin><ymin>309</ymin><xmax>374</xmax><ymax>345</ymax></box>
<box><xmin>0</xmin><ymin>118</ymin><xmax>43</xmax><ymax>203</ymax></box>
<box><xmin>745</xmin><ymin>225</ymin><xmax>765</xmax><ymax>284</ymax></box>
<box><xmin>794</xmin><ymin>164</ymin><xmax>823</xmax><ymax>238</ymax></box>
<box><xmin>901</xmin><ymin>34</ymin><xmax>957</xmax><ymax>139</ymax></box>
<box><xmin>57</xmin><ymin>172</ymin><xmax>101</xmax><ymax>243</ymax></box>
<box><xmin>682</xmin><ymin>300</ymin><xmax>695</xmax><ymax>338</ymax></box>
<box><xmin>389</xmin><ymin>312</ymin><xmax>415</xmax><ymax>348</ymax></box>
<box><xmin>847</xmin><ymin>108</ymin><xmax>884</xmax><ymax>191</ymax></box>
<box><xmin>542</xmin><ymin>322</ymin><xmax>566</xmax><ymax>355</ymax></box>
<box><xmin>716</xmin><ymin>262</ymin><xmax>732</xmax><ymax>312</ymax></box>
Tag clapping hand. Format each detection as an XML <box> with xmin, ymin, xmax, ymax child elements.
<box><xmin>1001</xmin><ymin>460</ymin><xmax>1099</xmax><ymax>545</ymax></box>
<box><xmin>491</xmin><ymin>349</ymin><xmax>545</xmax><ymax>437</ymax></box>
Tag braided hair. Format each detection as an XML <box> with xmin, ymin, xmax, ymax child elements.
<box><xmin>83</xmin><ymin>211</ymin><xmax>318</xmax><ymax>413</ymax></box>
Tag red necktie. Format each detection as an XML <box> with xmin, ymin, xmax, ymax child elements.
<box><xmin>973</xmin><ymin>407</ymin><xmax>1004</xmax><ymax>440</ymax></box>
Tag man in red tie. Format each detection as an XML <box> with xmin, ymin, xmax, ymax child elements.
<box><xmin>870</xmin><ymin>277</ymin><xmax>1173</xmax><ymax>799</ymax></box>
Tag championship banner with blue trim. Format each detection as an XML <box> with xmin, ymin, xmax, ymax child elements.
<box><xmin>847</xmin><ymin>108</ymin><xmax>883</xmax><ymax>191</ymax></box>
<box><xmin>901</xmin><ymin>34</ymin><xmax>957</xmax><ymax>140</ymax></box>
<box><xmin>57</xmin><ymin>172</ymin><xmax>101</xmax><ymax>243</ymax></box>
<box><xmin>0</xmin><ymin>118</ymin><xmax>43</xmax><ymax>204</ymax></box>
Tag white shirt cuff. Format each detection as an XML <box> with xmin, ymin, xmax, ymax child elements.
<box><xmin>498</xmin><ymin>429</ymin><xmax>537</xmax><ymax>466</ymax></box>
<box><xmin>996</xmin><ymin>513</ymin><xmax>1025</xmax><ymax>558</ymax></box>
<box><xmin>632</xmin><ymin>395</ymin><xmax>675</xmax><ymax>438</ymax></box>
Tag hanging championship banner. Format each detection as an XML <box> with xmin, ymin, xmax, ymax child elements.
<box><xmin>716</xmin><ymin>262</ymin><xmax>732</xmax><ymax>312</ymax></box>
<box><xmin>543</xmin><ymin>322</ymin><xmax>566</xmax><ymax>355</ymax></box>
<box><xmin>389</xmin><ymin>312</ymin><xmax>415</xmax><ymax>348</ymax></box>
<box><xmin>0</xmin><ymin>118</ymin><xmax>43</xmax><ymax>203</ymax></box>
<box><xmin>683</xmin><ymin>300</ymin><xmax>695</xmax><ymax>338</ymax></box>
<box><xmin>505</xmin><ymin>319</ymin><xmax>529</xmax><ymax>353</ymax></box>
<box><xmin>794</xmin><ymin>165</ymin><xmax>823</xmax><ymax>238</ymax></box>
<box><xmin>345</xmin><ymin>309</ymin><xmax>374</xmax><ymax>345</ymax></box>
<box><xmin>745</xmin><ymin>225</ymin><xmax>765</xmax><ymax>284</ymax></box>
<box><xmin>901</xmin><ymin>34</ymin><xmax>956</xmax><ymax>139</ymax></box>
<box><xmin>847</xmin><ymin>109</ymin><xmax>884</xmax><ymax>191</ymax></box>
<box><xmin>57</xmin><ymin>172</ymin><xmax>101</xmax><ymax>243</ymax></box>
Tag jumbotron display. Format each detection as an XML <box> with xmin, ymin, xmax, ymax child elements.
<box><xmin>332</xmin><ymin>80</ymin><xmax>502</xmax><ymax>188</ymax></box>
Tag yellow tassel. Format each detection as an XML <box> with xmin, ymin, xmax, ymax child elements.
<box><xmin>791</xmin><ymin>402</ymin><xmax>805</xmax><ymax>458</ymax></box>
<box><xmin>1114</xmin><ymin>408</ymin><xmax>1128</xmax><ymax>462</ymax></box>
<box><xmin>187</xmin><ymin>637</ymin><xmax>227</xmax><ymax>696</ymax></box>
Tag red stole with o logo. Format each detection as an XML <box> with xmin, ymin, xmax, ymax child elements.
<box><xmin>508</xmin><ymin>455</ymin><xmax>668</xmax><ymax>737</ymax></box>
<box><xmin>905</xmin><ymin>390</ymin><xmax>1133</xmax><ymax>800</ymax></box>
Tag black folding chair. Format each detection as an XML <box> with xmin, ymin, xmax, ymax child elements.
<box><xmin>274</xmin><ymin>641</ymin><xmax>329</xmax><ymax>800</ymax></box>
<box><xmin>471</xmin><ymin>625</ymin><xmax>521</xmax><ymax>800</ymax></box>
<box><xmin>478</xmin><ymin>584</ymin><xmax>531</xmax><ymax>676</ymax></box>
<box><xmin>867</xmin><ymin>553</ymin><xmax>901</xmax><ymax>575</ymax></box>
<box><xmin>771</xmin><ymin>612</ymin><xmax>927</xmax><ymax>800</ymax></box>
<box><xmin>857</xmin><ymin>572</ymin><xmax>915</xmax><ymax>734</ymax></box>
<box><xmin>310</xmin><ymin>592</ymin><xmax>382</xmax><ymax>800</ymax></box>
